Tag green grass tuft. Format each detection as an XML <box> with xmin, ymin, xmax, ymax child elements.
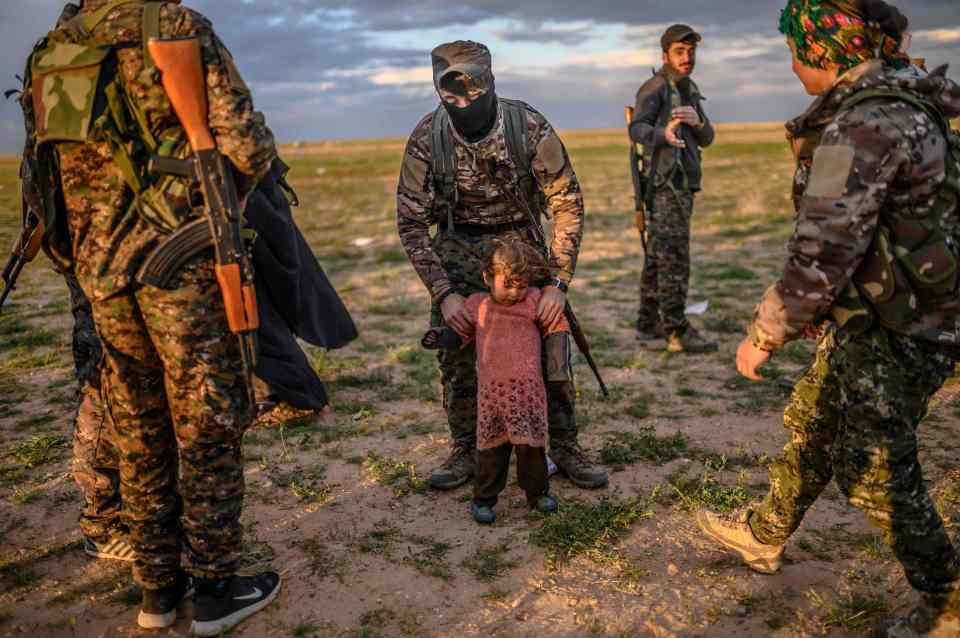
<box><xmin>461</xmin><ymin>543</ymin><xmax>518</xmax><ymax>582</ymax></box>
<box><xmin>362</xmin><ymin>453</ymin><xmax>427</xmax><ymax>497</ymax></box>
<box><xmin>600</xmin><ymin>427</ymin><xmax>687</xmax><ymax>471</ymax></box>
<box><xmin>529</xmin><ymin>495</ymin><xmax>653</xmax><ymax>569</ymax></box>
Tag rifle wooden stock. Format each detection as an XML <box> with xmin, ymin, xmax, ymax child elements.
<box><xmin>10</xmin><ymin>213</ymin><xmax>43</xmax><ymax>263</ymax></box>
<box><xmin>624</xmin><ymin>105</ymin><xmax>634</xmax><ymax>127</ymax></box>
<box><xmin>215</xmin><ymin>263</ymin><xmax>260</xmax><ymax>333</ymax></box>
<box><xmin>147</xmin><ymin>37</ymin><xmax>215</xmax><ymax>152</ymax></box>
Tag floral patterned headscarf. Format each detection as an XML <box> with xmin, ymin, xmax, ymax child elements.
<box><xmin>779</xmin><ymin>0</ymin><xmax>910</xmax><ymax>71</ymax></box>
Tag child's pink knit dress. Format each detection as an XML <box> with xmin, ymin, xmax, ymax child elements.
<box><xmin>457</xmin><ymin>288</ymin><xmax>570</xmax><ymax>451</ymax></box>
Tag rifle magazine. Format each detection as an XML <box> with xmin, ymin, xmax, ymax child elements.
<box><xmin>136</xmin><ymin>218</ymin><xmax>211</xmax><ymax>289</ymax></box>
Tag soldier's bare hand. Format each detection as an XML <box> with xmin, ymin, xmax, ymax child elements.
<box><xmin>440</xmin><ymin>293</ymin><xmax>472</xmax><ymax>334</ymax></box>
<box><xmin>538</xmin><ymin>286</ymin><xmax>566</xmax><ymax>327</ymax></box>
<box><xmin>736</xmin><ymin>337</ymin><xmax>769</xmax><ymax>381</ymax></box>
<box><xmin>665</xmin><ymin>119</ymin><xmax>686</xmax><ymax>149</ymax></box>
<box><xmin>671</xmin><ymin>106</ymin><xmax>701</xmax><ymax>128</ymax></box>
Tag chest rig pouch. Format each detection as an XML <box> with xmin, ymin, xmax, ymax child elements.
<box><xmin>27</xmin><ymin>0</ymin><xmax>193</xmax><ymax>249</ymax></box>
<box><xmin>792</xmin><ymin>88</ymin><xmax>960</xmax><ymax>332</ymax></box>
<box><xmin>430</xmin><ymin>98</ymin><xmax>546</xmax><ymax>236</ymax></box>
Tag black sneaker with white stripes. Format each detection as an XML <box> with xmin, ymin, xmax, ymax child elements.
<box><xmin>83</xmin><ymin>536</ymin><xmax>135</xmax><ymax>562</ymax></box>
<box><xmin>191</xmin><ymin>572</ymin><xmax>281</xmax><ymax>636</ymax></box>
<box><xmin>138</xmin><ymin>572</ymin><xmax>193</xmax><ymax>629</ymax></box>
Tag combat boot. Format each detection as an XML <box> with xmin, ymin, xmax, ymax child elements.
<box><xmin>873</xmin><ymin>602</ymin><xmax>960</xmax><ymax>637</ymax></box>
<box><xmin>667</xmin><ymin>325</ymin><xmax>718</xmax><ymax>354</ymax></box>
<box><xmin>696</xmin><ymin>510</ymin><xmax>785</xmax><ymax>574</ymax></box>
<box><xmin>429</xmin><ymin>444</ymin><xmax>476</xmax><ymax>490</ymax></box>
<box><xmin>635</xmin><ymin>319</ymin><xmax>666</xmax><ymax>343</ymax></box>
<box><xmin>551</xmin><ymin>444</ymin><xmax>609</xmax><ymax>489</ymax></box>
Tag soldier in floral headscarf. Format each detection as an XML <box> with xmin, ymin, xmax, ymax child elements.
<box><xmin>697</xmin><ymin>1</ymin><xmax>960</xmax><ymax>635</ymax></box>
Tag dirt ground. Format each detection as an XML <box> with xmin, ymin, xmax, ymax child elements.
<box><xmin>1</xmin><ymin>123</ymin><xmax>958</xmax><ymax>638</ymax></box>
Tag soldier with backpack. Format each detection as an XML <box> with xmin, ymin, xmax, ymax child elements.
<box><xmin>17</xmin><ymin>1</ymin><xmax>280</xmax><ymax>633</ymax></box>
<box><xmin>397</xmin><ymin>40</ymin><xmax>609</xmax><ymax>492</ymax></box>
<box><xmin>696</xmin><ymin>1</ymin><xmax>960</xmax><ymax>635</ymax></box>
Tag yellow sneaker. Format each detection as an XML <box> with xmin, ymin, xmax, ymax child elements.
<box><xmin>696</xmin><ymin>510</ymin><xmax>784</xmax><ymax>574</ymax></box>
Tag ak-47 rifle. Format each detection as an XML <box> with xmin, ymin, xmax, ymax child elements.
<box><xmin>0</xmin><ymin>209</ymin><xmax>44</xmax><ymax>313</ymax></box>
<box><xmin>147</xmin><ymin>36</ymin><xmax>259</xmax><ymax>407</ymax></box>
<box><xmin>624</xmin><ymin>105</ymin><xmax>647</xmax><ymax>245</ymax></box>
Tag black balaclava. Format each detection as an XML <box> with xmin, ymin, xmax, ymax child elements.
<box><xmin>443</xmin><ymin>80</ymin><xmax>498</xmax><ymax>142</ymax></box>
<box><xmin>431</xmin><ymin>40</ymin><xmax>498</xmax><ymax>142</ymax></box>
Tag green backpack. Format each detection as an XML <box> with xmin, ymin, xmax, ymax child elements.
<box><xmin>830</xmin><ymin>88</ymin><xmax>960</xmax><ymax>333</ymax></box>
<box><xmin>24</xmin><ymin>0</ymin><xmax>192</xmax><ymax>265</ymax></box>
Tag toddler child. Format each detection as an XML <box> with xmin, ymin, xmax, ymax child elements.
<box><xmin>422</xmin><ymin>236</ymin><xmax>568</xmax><ymax>524</ymax></box>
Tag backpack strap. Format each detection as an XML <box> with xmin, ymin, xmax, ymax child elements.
<box><xmin>141</xmin><ymin>1</ymin><xmax>163</xmax><ymax>71</ymax></box>
<box><xmin>500</xmin><ymin>98</ymin><xmax>546</xmax><ymax>218</ymax></box>
<box><xmin>430</xmin><ymin>106</ymin><xmax>458</xmax><ymax>232</ymax></box>
<box><xmin>839</xmin><ymin>88</ymin><xmax>950</xmax><ymax>135</ymax></box>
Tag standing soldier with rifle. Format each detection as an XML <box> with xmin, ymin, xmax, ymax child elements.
<box><xmin>398</xmin><ymin>41</ymin><xmax>609</xmax><ymax>491</ymax></box>
<box><xmin>17</xmin><ymin>1</ymin><xmax>280</xmax><ymax>634</ymax></box>
<box><xmin>628</xmin><ymin>25</ymin><xmax>718</xmax><ymax>353</ymax></box>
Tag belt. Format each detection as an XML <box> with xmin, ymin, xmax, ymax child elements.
<box><xmin>438</xmin><ymin>220</ymin><xmax>531</xmax><ymax>237</ymax></box>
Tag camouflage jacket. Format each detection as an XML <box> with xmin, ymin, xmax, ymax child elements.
<box><xmin>20</xmin><ymin>0</ymin><xmax>276</xmax><ymax>301</ymax></box>
<box><xmin>629</xmin><ymin>66</ymin><xmax>714</xmax><ymax>192</ymax></box>
<box><xmin>397</xmin><ymin>101</ymin><xmax>585</xmax><ymax>302</ymax></box>
<box><xmin>751</xmin><ymin>61</ymin><xmax>960</xmax><ymax>350</ymax></box>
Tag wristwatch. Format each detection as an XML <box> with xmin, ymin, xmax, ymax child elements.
<box><xmin>550</xmin><ymin>278</ymin><xmax>569</xmax><ymax>294</ymax></box>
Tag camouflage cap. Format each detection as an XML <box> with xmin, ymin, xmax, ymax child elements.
<box><xmin>431</xmin><ymin>41</ymin><xmax>493</xmax><ymax>93</ymax></box>
<box><xmin>661</xmin><ymin>24</ymin><xmax>702</xmax><ymax>51</ymax></box>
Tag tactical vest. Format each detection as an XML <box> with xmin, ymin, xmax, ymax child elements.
<box><xmin>24</xmin><ymin>0</ymin><xmax>192</xmax><ymax>265</ymax></box>
<box><xmin>794</xmin><ymin>89</ymin><xmax>960</xmax><ymax>332</ymax></box>
<box><xmin>430</xmin><ymin>98</ymin><xmax>546</xmax><ymax>236</ymax></box>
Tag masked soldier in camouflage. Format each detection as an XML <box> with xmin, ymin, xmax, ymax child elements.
<box><xmin>19</xmin><ymin>1</ymin><xmax>280</xmax><ymax>633</ymax></box>
<box><xmin>629</xmin><ymin>25</ymin><xmax>718</xmax><ymax>353</ymax></box>
<box><xmin>397</xmin><ymin>41</ymin><xmax>608</xmax><ymax>491</ymax></box>
<box><xmin>697</xmin><ymin>1</ymin><xmax>960</xmax><ymax>635</ymax></box>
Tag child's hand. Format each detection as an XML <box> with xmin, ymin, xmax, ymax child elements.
<box><xmin>538</xmin><ymin>286</ymin><xmax>566</xmax><ymax>327</ymax></box>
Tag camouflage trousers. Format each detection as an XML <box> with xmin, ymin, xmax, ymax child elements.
<box><xmin>430</xmin><ymin>230</ymin><xmax>578</xmax><ymax>452</ymax></box>
<box><xmin>638</xmin><ymin>187</ymin><xmax>694</xmax><ymax>333</ymax></box>
<box><xmin>88</xmin><ymin>256</ymin><xmax>252</xmax><ymax>589</ymax></box>
<box><xmin>65</xmin><ymin>272</ymin><xmax>122</xmax><ymax>543</ymax></box>
<box><xmin>749</xmin><ymin>325</ymin><xmax>960</xmax><ymax>606</ymax></box>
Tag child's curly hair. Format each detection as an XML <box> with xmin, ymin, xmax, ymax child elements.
<box><xmin>482</xmin><ymin>234</ymin><xmax>549</xmax><ymax>285</ymax></box>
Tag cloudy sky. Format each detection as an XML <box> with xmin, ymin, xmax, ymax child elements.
<box><xmin>1</xmin><ymin>1</ymin><xmax>958</xmax><ymax>152</ymax></box>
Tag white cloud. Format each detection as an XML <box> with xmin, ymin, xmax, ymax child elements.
<box><xmin>561</xmin><ymin>49</ymin><xmax>658</xmax><ymax>70</ymax></box>
<box><xmin>912</xmin><ymin>28</ymin><xmax>960</xmax><ymax>43</ymax></box>
<box><xmin>250</xmin><ymin>81</ymin><xmax>337</xmax><ymax>95</ymax></box>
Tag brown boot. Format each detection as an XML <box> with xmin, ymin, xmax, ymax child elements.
<box><xmin>697</xmin><ymin>510</ymin><xmax>785</xmax><ymax>574</ymax></box>
<box><xmin>667</xmin><ymin>325</ymin><xmax>718</xmax><ymax>354</ymax></box>
<box><xmin>551</xmin><ymin>444</ymin><xmax>609</xmax><ymax>489</ymax></box>
<box><xmin>428</xmin><ymin>445</ymin><xmax>476</xmax><ymax>490</ymax></box>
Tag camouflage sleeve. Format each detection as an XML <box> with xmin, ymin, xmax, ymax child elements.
<box><xmin>528</xmin><ymin>109</ymin><xmax>585</xmax><ymax>285</ymax></box>
<box><xmin>165</xmin><ymin>6</ymin><xmax>276</xmax><ymax>195</ymax></box>
<box><xmin>692</xmin><ymin>103</ymin><xmax>715</xmax><ymax>148</ymax></box>
<box><xmin>629</xmin><ymin>76</ymin><xmax>667</xmax><ymax>149</ymax></box>
<box><xmin>397</xmin><ymin>114</ymin><xmax>453</xmax><ymax>301</ymax></box>
<box><xmin>750</xmin><ymin>103</ymin><xmax>908</xmax><ymax>350</ymax></box>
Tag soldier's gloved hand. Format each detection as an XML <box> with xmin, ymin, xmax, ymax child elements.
<box><xmin>671</xmin><ymin>106</ymin><xmax>702</xmax><ymax>128</ymax></box>
<box><xmin>440</xmin><ymin>293</ymin><xmax>473</xmax><ymax>335</ymax></box>
<box><xmin>538</xmin><ymin>286</ymin><xmax>566</xmax><ymax>327</ymax></box>
<box><xmin>736</xmin><ymin>336</ymin><xmax>770</xmax><ymax>382</ymax></box>
<box><xmin>665</xmin><ymin>119</ymin><xmax>687</xmax><ymax>149</ymax></box>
